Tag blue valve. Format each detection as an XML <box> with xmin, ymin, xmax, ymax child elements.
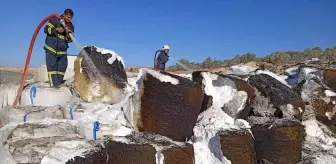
<box><xmin>92</xmin><ymin>121</ymin><xmax>100</xmax><ymax>141</ymax></box>
<box><xmin>29</xmin><ymin>86</ymin><xmax>37</xmax><ymax>105</ymax></box>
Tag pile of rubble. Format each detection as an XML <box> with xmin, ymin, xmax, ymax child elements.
<box><xmin>1</xmin><ymin>46</ymin><xmax>336</xmax><ymax>164</ymax></box>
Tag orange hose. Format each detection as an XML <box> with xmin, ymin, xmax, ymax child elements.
<box><xmin>12</xmin><ymin>13</ymin><xmax>60</xmax><ymax>107</ymax></box>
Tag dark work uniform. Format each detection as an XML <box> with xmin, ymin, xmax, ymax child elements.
<box><xmin>43</xmin><ymin>15</ymin><xmax>74</xmax><ymax>87</ymax></box>
<box><xmin>156</xmin><ymin>50</ymin><xmax>169</xmax><ymax>70</ymax></box>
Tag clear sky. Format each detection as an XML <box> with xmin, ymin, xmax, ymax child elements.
<box><xmin>1</xmin><ymin>0</ymin><xmax>335</xmax><ymax>68</ymax></box>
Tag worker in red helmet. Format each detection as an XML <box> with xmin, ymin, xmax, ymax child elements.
<box><xmin>43</xmin><ymin>9</ymin><xmax>75</xmax><ymax>88</ymax></box>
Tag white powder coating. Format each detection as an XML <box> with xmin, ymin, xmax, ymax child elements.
<box><xmin>155</xmin><ymin>151</ymin><xmax>165</xmax><ymax>164</ymax></box>
<box><xmin>325</xmin><ymin>90</ymin><xmax>336</xmax><ymax>97</ymax></box>
<box><xmin>193</xmin><ymin>106</ymin><xmax>250</xmax><ymax>164</ymax></box>
<box><xmin>0</xmin><ymin>84</ymin><xmax>20</xmax><ymax>109</ymax></box>
<box><xmin>228</xmin><ymin>64</ymin><xmax>257</xmax><ymax>75</ymax></box>
<box><xmin>286</xmin><ymin>104</ymin><xmax>295</xmax><ymax>115</ymax></box>
<box><xmin>40</xmin><ymin>141</ymin><xmax>94</xmax><ymax>164</ymax></box>
<box><xmin>298</xmin><ymin>67</ymin><xmax>321</xmax><ymax>84</ymax></box>
<box><xmin>303</xmin><ymin>118</ymin><xmax>336</xmax><ymax>163</ymax></box>
<box><xmin>255</xmin><ymin>69</ymin><xmax>291</xmax><ymax>87</ymax></box>
<box><xmin>193</xmin><ymin>72</ymin><xmax>251</xmax><ymax>164</ymax></box>
<box><xmin>76</xmin><ymin>101</ymin><xmax>134</xmax><ymax>140</ymax></box>
<box><xmin>285</xmin><ymin>66</ymin><xmax>299</xmax><ymax>76</ymax></box>
<box><xmin>138</xmin><ymin>68</ymin><xmax>179</xmax><ymax>85</ymax></box>
<box><xmin>176</xmin><ymin>73</ymin><xmax>193</xmax><ymax>80</ymax></box>
<box><xmin>235</xmin><ymin>91</ymin><xmax>248</xmax><ymax>114</ymax></box>
<box><xmin>325</xmin><ymin>111</ymin><xmax>335</xmax><ymax>120</ymax></box>
<box><xmin>201</xmin><ymin>72</ymin><xmax>235</xmax><ymax>107</ymax></box>
<box><xmin>0</xmin><ymin>123</ymin><xmax>17</xmax><ymax>164</ymax></box>
<box><xmin>95</xmin><ymin>46</ymin><xmax>125</xmax><ymax>67</ymax></box>
<box><xmin>20</xmin><ymin>85</ymin><xmax>73</xmax><ymax>106</ymax></box>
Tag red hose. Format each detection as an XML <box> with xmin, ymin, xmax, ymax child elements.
<box><xmin>12</xmin><ymin>13</ymin><xmax>60</xmax><ymax>107</ymax></box>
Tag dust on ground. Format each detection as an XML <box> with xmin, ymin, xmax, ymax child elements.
<box><xmin>0</xmin><ymin>70</ymin><xmax>34</xmax><ymax>85</ymax></box>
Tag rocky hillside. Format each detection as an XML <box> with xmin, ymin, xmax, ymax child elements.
<box><xmin>167</xmin><ymin>46</ymin><xmax>336</xmax><ymax>71</ymax></box>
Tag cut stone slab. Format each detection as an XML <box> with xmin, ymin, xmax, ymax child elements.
<box><xmin>67</xmin><ymin>132</ymin><xmax>194</xmax><ymax>164</ymax></box>
<box><xmin>161</xmin><ymin>143</ymin><xmax>194</xmax><ymax>164</ymax></box>
<box><xmin>40</xmin><ymin>140</ymin><xmax>95</xmax><ymax>164</ymax></box>
<box><xmin>20</xmin><ymin>85</ymin><xmax>73</xmax><ymax>106</ymax></box>
<box><xmin>218</xmin><ymin>129</ymin><xmax>257</xmax><ymax>164</ymax></box>
<box><xmin>74</xmin><ymin>45</ymin><xmax>129</xmax><ymax>104</ymax></box>
<box><xmin>247</xmin><ymin>116</ymin><xmax>304</xmax><ymax>164</ymax></box>
<box><xmin>191</xmin><ymin>71</ymin><xmax>251</xmax><ymax>119</ymax></box>
<box><xmin>135</xmin><ymin>69</ymin><xmax>204</xmax><ymax>142</ymax></box>
<box><xmin>6</xmin><ymin>121</ymin><xmax>84</xmax><ymax>164</ymax></box>
<box><xmin>323</xmin><ymin>68</ymin><xmax>336</xmax><ymax>92</ymax></box>
<box><xmin>0</xmin><ymin>105</ymin><xmax>63</xmax><ymax>126</ymax></box>
<box><xmin>248</xmin><ymin>73</ymin><xmax>305</xmax><ymax>120</ymax></box>
<box><xmin>299</xmin><ymin>78</ymin><xmax>336</xmax><ymax>133</ymax></box>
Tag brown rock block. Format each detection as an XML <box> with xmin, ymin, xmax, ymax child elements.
<box><xmin>67</xmin><ymin>132</ymin><xmax>194</xmax><ymax>164</ymax></box>
<box><xmin>248</xmin><ymin>74</ymin><xmax>305</xmax><ymax>120</ymax></box>
<box><xmin>257</xmin><ymin>62</ymin><xmax>285</xmax><ymax>74</ymax></box>
<box><xmin>135</xmin><ymin>69</ymin><xmax>204</xmax><ymax>142</ymax></box>
<box><xmin>66</xmin><ymin>144</ymin><xmax>107</xmax><ymax>164</ymax></box>
<box><xmin>323</xmin><ymin>69</ymin><xmax>336</xmax><ymax>91</ymax></box>
<box><xmin>162</xmin><ymin>144</ymin><xmax>194</xmax><ymax>164</ymax></box>
<box><xmin>299</xmin><ymin>78</ymin><xmax>336</xmax><ymax>132</ymax></box>
<box><xmin>311</xmin><ymin>97</ymin><xmax>336</xmax><ymax>132</ymax></box>
<box><xmin>219</xmin><ymin>74</ymin><xmax>255</xmax><ymax>119</ymax></box>
<box><xmin>248</xmin><ymin>116</ymin><xmax>304</xmax><ymax>164</ymax></box>
<box><xmin>67</xmin><ymin>139</ymin><xmax>156</xmax><ymax>164</ymax></box>
<box><xmin>218</xmin><ymin>129</ymin><xmax>257</xmax><ymax>164</ymax></box>
<box><xmin>7</xmin><ymin>121</ymin><xmax>83</xmax><ymax>164</ymax></box>
<box><xmin>191</xmin><ymin>71</ymin><xmax>212</xmax><ymax>114</ymax></box>
<box><xmin>74</xmin><ymin>46</ymin><xmax>128</xmax><ymax>104</ymax></box>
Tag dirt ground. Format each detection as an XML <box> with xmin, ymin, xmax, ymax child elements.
<box><xmin>0</xmin><ymin>70</ymin><xmax>34</xmax><ymax>85</ymax></box>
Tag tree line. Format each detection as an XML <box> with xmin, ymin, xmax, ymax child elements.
<box><xmin>167</xmin><ymin>46</ymin><xmax>336</xmax><ymax>71</ymax></box>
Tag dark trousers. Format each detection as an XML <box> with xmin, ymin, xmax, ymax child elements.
<box><xmin>46</xmin><ymin>52</ymin><xmax>68</xmax><ymax>87</ymax></box>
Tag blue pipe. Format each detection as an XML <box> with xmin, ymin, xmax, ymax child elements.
<box><xmin>69</xmin><ymin>107</ymin><xmax>74</xmax><ymax>120</ymax></box>
<box><xmin>23</xmin><ymin>111</ymin><xmax>37</xmax><ymax>122</ymax></box>
<box><xmin>29</xmin><ymin>86</ymin><xmax>37</xmax><ymax>105</ymax></box>
<box><xmin>92</xmin><ymin>121</ymin><xmax>100</xmax><ymax>141</ymax></box>
<box><xmin>69</xmin><ymin>103</ymin><xmax>82</xmax><ymax>120</ymax></box>
<box><xmin>23</xmin><ymin>112</ymin><xmax>29</xmax><ymax>122</ymax></box>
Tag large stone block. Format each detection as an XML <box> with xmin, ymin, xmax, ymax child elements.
<box><xmin>34</xmin><ymin>55</ymin><xmax>77</xmax><ymax>82</ymax></box>
<box><xmin>0</xmin><ymin>105</ymin><xmax>63</xmax><ymax>125</ymax></box>
<box><xmin>6</xmin><ymin>121</ymin><xmax>83</xmax><ymax>164</ymax></box>
<box><xmin>299</xmin><ymin>77</ymin><xmax>336</xmax><ymax>132</ymax></box>
<box><xmin>74</xmin><ymin>46</ymin><xmax>129</xmax><ymax>104</ymax></box>
<box><xmin>218</xmin><ymin>129</ymin><xmax>257</xmax><ymax>164</ymax></box>
<box><xmin>20</xmin><ymin>85</ymin><xmax>73</xmax><ymax>106</ymax></box>
<box><xmin>135</xmin><ymin>69</ymin><xmax>204</xmax><ymax>142</ymax></box>
<box><xmin>161</xmin><ymin>143</ymin><xmax>194</xmax><ymax>164</ymax></box>
<box><xmin>67</xmin><ymin>132</ymin><xmax>194</xmax><ymax>164</ymax></box>
<box><xmin>248</xmin><ymin>116</ymin><xmax>304</xmax><ymax>164</ymax></box>
<box><xmin>248</xmin><ymin>73</ymin><xmax>305</xmax><ymax>120</ymax></box>
<box><xmin>323</xmin><ymin>68</ymin><xmax>336</xmax><ymax>92</ymax></box>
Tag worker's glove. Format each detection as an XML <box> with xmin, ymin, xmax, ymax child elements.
<box><xmin>65</xmin><ymin>28</ymin><xmax>73</xmax><ymax>34</ymax></box>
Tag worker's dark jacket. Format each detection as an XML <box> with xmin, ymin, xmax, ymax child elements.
<box><xmin>44</xmin><ymin>16</ymin><xmax>74</xmax><ymax>55</ymax></box>
<box><xmin>156</xmin><ymin>51</ymin><xmax>169</xmax><ymax>70</ymax></box>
